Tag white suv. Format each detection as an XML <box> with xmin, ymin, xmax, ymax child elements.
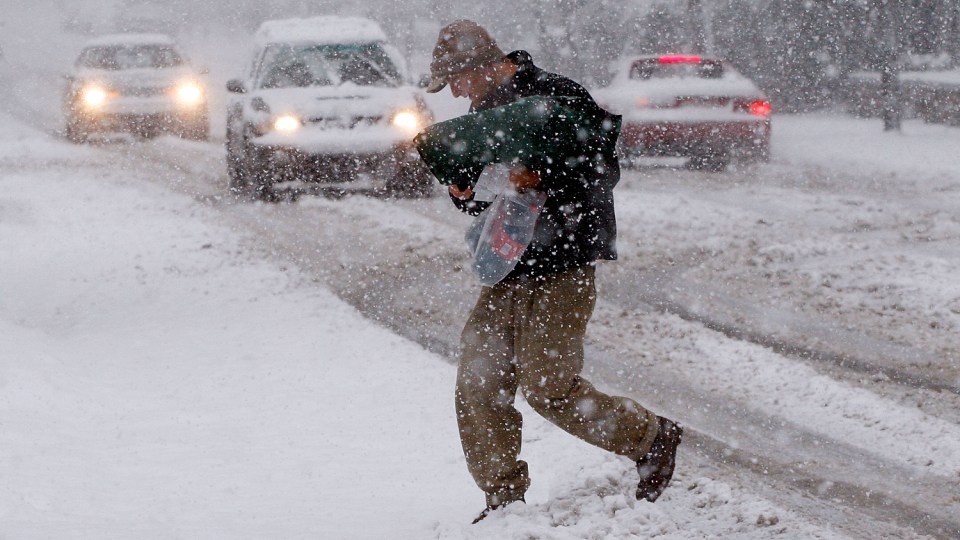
<box><xmin>63</xmin><ymin>34</ymin><xmax>209</xmax><ymax>142</ymax></box>
<box><xmin>225</xmin><ymin>16</ymin><xmax>434</xmax><ymax>200</ymax></box>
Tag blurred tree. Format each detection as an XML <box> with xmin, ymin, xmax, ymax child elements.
<box><xmin>533</xmin><ymin>0</ymin><xmax>650</xmax><ymax>86</ymax></box>
<box><xmin>876</xmin><ymin>0</ymin><xmax>903</xmax><ymax>129</ymax></box>
<box><xmin>688</xmin><ymin>0</ymin><xmax>707</xmax><ymax>54</ymax></box>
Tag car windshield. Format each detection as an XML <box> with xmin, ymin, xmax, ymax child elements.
<box><xmin>77</xmin><ymin>45</ymin><xmax>184</xmax><ymax>70</ymax></box>
<box><xmin>630</xmin><ymin>60</ymin><xmax>723</xmax><ymax>80</ymax></box>
<box><xmin>257</xmin><ymin>43</ymin><xmax>401</xmax><ymax>89</ymax></box>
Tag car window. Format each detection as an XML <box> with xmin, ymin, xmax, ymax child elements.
<box><xmin>630</xmin><ymin>60</ymin><xmax>723</xmax><ymax>80</ymax></box>
<box><xmin>77</xmin><ymin>45</ymin><xmax>184</xmax><ymax>70</ymax></box>
<box><xmin>257</xmin><ymin>43</ymin><xmax>401</xmax><ymax>89</ymax></box>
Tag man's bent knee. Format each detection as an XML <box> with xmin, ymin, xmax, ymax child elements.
<box><xmin>521</xmin><ymin>374</ymin><xmax>583</xmax><ymax>408</ymax></box>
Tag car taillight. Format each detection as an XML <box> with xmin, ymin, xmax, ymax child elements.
<box><xmin>735</xmin><ymin>99</ymin><xmax>772</xmax><ymax>116</ymax></box>
<box><xmin>749</xmin><ymin>100</ymin><xmax>772</xmax><ymax>116</ymax></box>
<box><xmin>658</xmin><ymin>55</ymin><xmax>702</xmax><ymax>64</ymax></box>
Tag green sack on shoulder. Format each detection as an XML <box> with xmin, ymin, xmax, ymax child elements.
<box><xmin>414</xmin><ymin>96</ymin><xmax>620</xmax><ymax>190</ymax></box>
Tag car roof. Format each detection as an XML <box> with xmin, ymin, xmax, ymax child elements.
<box><xmin>254</xmin><ymin>16</ymin><xmax>388</xmax><ymax>47</ymax></box>
<box><xmin>600</xmin><ymin>54</ymin><xmax>762</xmax><ymax>99</ymax></box>
<box><xmin>82</xmin><ymin>33</ymin><xmax>177</xmax><ymax>48</ymax></box>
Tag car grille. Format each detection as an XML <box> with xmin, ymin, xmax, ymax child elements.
<box><xmin>119</xmin><ymin>86</ymin><xmax>169</xmax><ymax>97</ymax></box>
<box><xmin>306</xmin><ymin>116</ymin><xmax>383</xmax><ymax>129</ymax></box>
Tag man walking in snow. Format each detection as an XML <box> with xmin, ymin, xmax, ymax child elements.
<box><xmin>423</xmin><ymin>20</ymin><xmax>684</xmax><ymax>523</ymax></box>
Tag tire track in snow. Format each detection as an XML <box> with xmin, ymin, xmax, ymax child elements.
<box><xmin>618</xmin><ymin>276</ymin><xmax>960</xmax><ymax>396</ymax></box>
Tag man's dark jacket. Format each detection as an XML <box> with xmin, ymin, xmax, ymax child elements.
<box><xmin>452</xmin><ymin>50</ymin><xmax>621</xmax><ymax>280</ymax></box>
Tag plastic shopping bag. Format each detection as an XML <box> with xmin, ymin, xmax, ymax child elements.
<box><xmin>472</xmin><ymin>164</ymin><xmax>511</xmax><ymax>203</ymax></box>
<box><xmin>465</xmin><ymin>188</ymin><xmax>548</xmax><ymax>285</ymax></box>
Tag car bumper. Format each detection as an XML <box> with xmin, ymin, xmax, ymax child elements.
<box><xmin>71</xmin><ymin>97</ymin><xmax>207</xmax><ymax>132</ymax></box>
<box><xmin>620</xmin><ymin>119</ymin><xmax>770</xmax><ymax>156</ymax></box>
<box><xmin>252</xmin><ymin>126</ymin><xmax>414</xmax><ymax>155</ymax></box>
<box><xmin>75</xmin><ymin>112</ymin><xmax>206</xmax><ymax>131</ymax></box>
<box><xmin>247</xmin><ymin>137</ymin><xmax>418</xmax><ymax>184</ymax></box>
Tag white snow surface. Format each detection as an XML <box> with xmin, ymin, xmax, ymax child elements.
<box><xmin>1</xmin><ymin>113</ymin><xmax>864</xmax><ymax>538</ymax></box>
<box><xmin>900</xmin><ymin>69</ymin><xmax>960</xmax><ymax>86</ymax></box>
<box><xmin>850</xmin><ymin>68</ymin><xmax>960</xmax><ymax>86</ymax></box>
<box><xmin>254</xmin><ymin>16</ymin><xmax>388</xmax><ymax>47</ymax></box>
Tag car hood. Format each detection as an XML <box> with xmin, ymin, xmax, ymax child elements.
<box><xmin>250</xmin><ymin>84</ymin><xmax>422</xmax><ymax>118</ymax></box>
<box><xmin>74</xmin><ymin>66</ymin><xmax>199</xmax><ymax>88</ymax></box>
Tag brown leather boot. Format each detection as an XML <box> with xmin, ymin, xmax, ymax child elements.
<box><xmin>636</xmin><ymin>416</ymin><xmax>683</xmax><ymax>502</ymax></box>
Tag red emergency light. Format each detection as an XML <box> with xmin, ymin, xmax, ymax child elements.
<box><xmin>658</xmin><ymin>55</ymin><xmax>702</xmax><ymax>64</ymax></box>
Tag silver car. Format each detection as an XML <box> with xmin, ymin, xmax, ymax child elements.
<box><xmin>225</xmin><ymin>16</ymin><xmax>434</xmax><ymax>200</ymax></box>
<box><xmin>64</xmin><ymin>34</ymin><xmax>209</xmax><ymax>142</ymax></box>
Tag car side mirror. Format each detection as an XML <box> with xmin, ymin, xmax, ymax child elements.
<box><xmin>226</xmin><ymin>78</ymin><xmax>246</xmax><ymax>94</ymax></box>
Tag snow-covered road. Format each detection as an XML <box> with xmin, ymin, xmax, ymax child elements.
<box><xmin>2</xmin><ymin>95</ymin><xmax>959</xmax><ymax>538</ymax></box>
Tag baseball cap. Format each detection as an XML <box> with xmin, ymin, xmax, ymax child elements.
<box><xmin>425</xmin><ymin>20</ymin><xmax>505</xmax><ymax>93</ymax></box>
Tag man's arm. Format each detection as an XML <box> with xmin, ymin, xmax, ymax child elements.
<box><xmin>508</xmin><ymin>167</ymin><xmax>540</xmax><ymax>190</ymax></box>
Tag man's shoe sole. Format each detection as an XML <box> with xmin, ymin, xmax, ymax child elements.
<box><xmin>471</xmin><ymin>497</ymin><xmax>524</xmax><ymax>524</ymax></box>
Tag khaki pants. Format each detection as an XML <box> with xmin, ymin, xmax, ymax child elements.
<box><xmin>456</xmin><ymin>265</ymin><xmax>659</xmax><ymax>507</ymax></box>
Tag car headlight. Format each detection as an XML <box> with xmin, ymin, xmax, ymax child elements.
<box><xmin>272</xmin><ymin>115</ymin><xmax>302</xmax><ymax>132</ymax></box>
<box><xmin>390</xmin><ymin>109</ymin><xmax>423</xmax><ymax>134</ymax></box>
<box><xmin>174</xmin><ymin>81</ymin><xmax>204</xmax><ymax>105</ymax></box>
<box><xmin>80</xmin><ymin>84</ymin><xmax>109</xmax><ymax>108</ymax></box>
